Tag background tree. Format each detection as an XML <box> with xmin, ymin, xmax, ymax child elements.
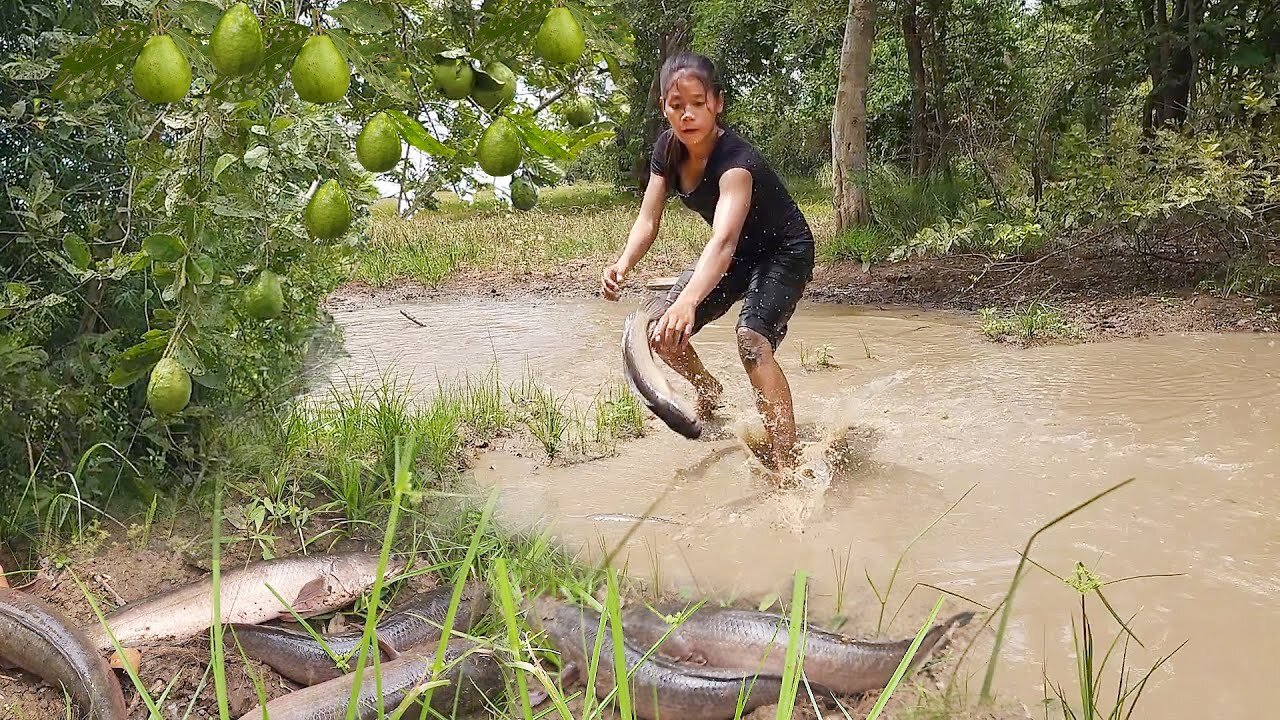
<box><xmin>833</xmin><ymin>0</ymin><xmax>878</xmax><ymax>229</ymax></box>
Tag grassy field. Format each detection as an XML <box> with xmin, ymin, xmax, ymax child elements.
<box><xmin>354</xmin><ymin>180</ymin><xmax>840</xmax><ymax>288</ymax></box>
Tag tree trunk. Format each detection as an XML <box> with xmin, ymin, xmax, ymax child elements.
<box><xmin>616</xmin><ymin>0</ymin><xmax>692</xmax><ymax>191</ymax></box>
<box><xmin>1138</xmin><ymin>0</ymin><xmax>1195</xmax><ymax>133</ymax></box>
<box><xmin>832</xmin><ymin>0</ymin><xmax>878</xmax><ymax>231</ymax></box>
<box><xmin>631</xmin><ymin>21</ymin><xmax>691</xmax><ymax>188</ymax></box>
<box><xmin>924</xmin><ymin>0</ymin><xmax>952</xmax><ymax>176</ymax></box>
<box><xmin>902</xmin><ymin>0</ymin><xmax>930</xmax><ymax>177</ymax></box>
<box><xmin>1138</xmin><ymin>0</ymin><xmax>1159</xmax><ymax>135</ymax></box>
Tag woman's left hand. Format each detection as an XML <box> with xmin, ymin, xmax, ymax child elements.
<box><xmin>652</xmin><ymin>299</ymin><xmax>696</xmax><ymax>353</ymax></box>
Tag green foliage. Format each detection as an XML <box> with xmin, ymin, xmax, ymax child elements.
<box><xmin>1044</xmin><ymin>124</ymin><xmax>1280</xmax><ymax>235</ymax></box>
<box><xmin>979</xmin><ymin>302</ymin><xmax>1078</xmax><ymax>344</ymax></box>
<box><xmin>821</xmin><ymin>226</ymin><xmax>896</xmax><ymax>265</ymax></box>
<box><xmin>894</xmin><ymin>198</ymin><xmax>1047</xmax><ymax>261</ymax></box>
<box><xmin>0</xmin><ymin>0</ymin><xmax>625</xmax><ymax>542</ymax></box>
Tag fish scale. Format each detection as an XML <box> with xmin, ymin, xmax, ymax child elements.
<box><xmin>0</xmin><ymin>588</ymin><xmax>128</xmax><ymax>720</ymax></box>
<box><xmin>622</xmin><ymin>305</ymin><xmax>704</xmax><ymax>439</ymax></box>
<box><xmin>532</xmin><ymin>597</ymin><xmax>794</xmax><ymax>720</ymax></box>
<box><xmin>235</xmin><ymin>640</ymin><xmax>503</xmax><ymax>720</ymax></box>
<box><xmin>622</xmin><ymin>602</ymin><xmax>975</xmax><ymax>695</ymax></box>
<box><xmin>227</xmin><ymin>581</ymin><xmax>489</xmax><ymax>686</ymax></box>
<box><xmin>82</xmin><ymin>551</ymin><xmax>400</xmax><ymax>650</ymax></box>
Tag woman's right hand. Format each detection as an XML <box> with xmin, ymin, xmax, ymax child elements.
<box><xmin>601</xmin><ymin>261</ymin><xmax>628</xmax><ymax>301</ymax></box>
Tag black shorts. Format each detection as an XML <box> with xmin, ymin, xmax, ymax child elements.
<box><xmin>649</xmin><ymin>245</ymin><xmax>814</xmax><ymax>351</ymax></box>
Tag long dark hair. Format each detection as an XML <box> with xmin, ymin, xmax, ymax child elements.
<box><xmin>659</xmin><ymin>51</ymin><xmax>725</xmax><ymax>176</ymax></box>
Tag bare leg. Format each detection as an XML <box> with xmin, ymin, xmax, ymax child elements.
<box><xmin>736</xmin><ymin>328</ymin><xmax>799</xmax><ymax>474</ymax></box>
<box><xmin>653</xmin><ymin>339</ymin><xmax>723</xmax><ymax>419</ymax></box>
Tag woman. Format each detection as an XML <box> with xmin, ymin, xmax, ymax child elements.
<box><xmin>600</xmin><ymin>51</ymin><xmax>816</xmax><ymax>475</ymax></box>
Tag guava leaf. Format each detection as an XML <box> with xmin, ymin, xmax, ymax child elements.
<box><xmin>212</xmin><ymin>153</ymin><xmax>237</xmax><ymax>181</ymax></box>
<box><xmin>173</xmin><ymin>343</ymin><xmax>206</xmax><ymax>375</ymax></box>
<box><xmin>51</xmin><ymin>21</ymin><xmax>150</xmax><ymax>103</ymax></box>
<box><xmin>324</xmin><ymin>28</ymin><xmax>410</xmax><ymax>103</ymax></box>
<box><xmin>143</xmin><ymin>233</ymin><xmax>188</xmax><ymax>262</ymax></box>
<box><xmin>511</xmin><ymin>115</ymin><xmax>569</xmax><ymax>160</ymax></box>
<box><xmin>187</xmin><ymin>254</ymin><xmax>214</xmax><ymax>285</ymax></box>
<box><xmin>167</xmin><ymin>27</ymin><xmax>214</xmax><ymax>78</ymax></box>
<box><xmin>243</xmin><ymin>145</ymin><xmax>269</xmax><ymax>171</ymax></box>
<box><xmin>192</xmin><ymin>371</ymin><xmax>227</xmax><ymax>390</ymax></box>
<box><xmin>386</xmin><ymin>110</ymin><xmax>455</xmax><ymax>158</ymax></box>
<box><xmin>329</xmin><ymin>1</ymin><xmax>396</xmax><ymax>34</ymax></box>
<box><xmin>170</xmin><ymin>1</ymin><xmax>223</xmax><ymax>34</ymax></box>
<box><xmin>107</xmin><ymin>365</ymin><xmax>149</xmax><ymax>389</ymax></box>
<box><xmin>62</xmin><ymin>234</ymin><xmax>92</xmax><ymax>270</ymax></box>
<box><xmin>110</xmin><ymin>332</ymin><xmax>170</xmax><ymax>380</ymax></box>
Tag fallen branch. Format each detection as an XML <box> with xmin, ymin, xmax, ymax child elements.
<box><xmin>399</xmin><ymin>309</ymin><xmax>427</xmax><ymax>327</ymax></box>
<box><xmin>1130</xmin><ymin>248</ymin><xmax>1210</xmax><ymax>266</ymax></box>
<box><xmin>95</xmin><ymin>573</ymin><xmax>126</xmax><ymax>606</ymax></box>
<box><xmin>989</xmin><ymin>228</ymin><xmax>1114</xmax><ymax>290</ymax></box>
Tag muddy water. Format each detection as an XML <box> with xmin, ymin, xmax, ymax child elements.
<box><xmin>329</xmin><ymin>296</ymin><xmax>1279</xmax><ymax>717</ymax></box>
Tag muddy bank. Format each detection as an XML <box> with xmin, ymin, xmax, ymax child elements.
<box><xmin>0</xmin><ymin>537</ymin><xmax>291</xmax><ymax>718</ymax></box>
<box><xmin>327</xmin><ymin>242</ymin><xmax>1278</xmax><ymax>342</ymax></box>
<box><xmin>0</xmin><ymin>528</ymin><xmax>437</xmax><ymax>719</ymax></box>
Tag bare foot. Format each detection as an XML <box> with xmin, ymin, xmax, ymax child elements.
<box><xmin>694</xmin><ymin>378</ymin><xmax>723</xmax><ymax>420</ymax></box>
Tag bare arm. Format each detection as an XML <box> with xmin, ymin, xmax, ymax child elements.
<box><xmin>617</xmin><ymin>172</ymin><xmax>669</xmax><ymax>272</ymax></box>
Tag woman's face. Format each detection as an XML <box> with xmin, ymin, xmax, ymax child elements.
<box><xmin>662</xmin><ymin>73</ymin><xmax>722</xmax><ymax>148</ymax></box>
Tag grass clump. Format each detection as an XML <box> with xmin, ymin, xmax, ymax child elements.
<box><xmin>979</xmin><ymin>302</ymin><xmax>1079</xmax><ymax>344</ymax></box>
<box><xmin>1199</xmin><ymin>248</ymin><xmax>1280</xmax><ymax>299</ymax></box>
<box><xmin>822</xmin><ymin>226</ymin><xmax>898</xmax><ymax>265</ymax></box>
<box><xmin>798</xmin><ymin>341</ymin><xmax>837</xmax><ymax>371</ymax></box>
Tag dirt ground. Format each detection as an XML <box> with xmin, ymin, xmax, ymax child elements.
<box><xmin>0</xmin><ymin>524</ymin><xmax>439</xmax><ymax>720</ymax></box>
<box><xmin>328</xmin><ymin>239</ymin><xmax>1278</xmax><ymax>342</ymax></box>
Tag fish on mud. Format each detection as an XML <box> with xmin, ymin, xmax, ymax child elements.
<box><xmin>531</xmin><ymin>596</ymin><xmax>798</xmax><ymax>720</ymax></box>
<box><xmin>581</xmin><ymin>513</ymin><xmax>682</xmax><ymax>526</ymax></box>
<box><xmin>622</xmin><ymin>303</ymin><xmax>702</xmax><ymax>440</ymax></box>
<box><xmin>225</xmin><ymin>580</ymin><xmax>489</xmax><ymax>686</ymax></box>
<box><xmin>0</xmin><ymin>588</ymin><xmax>128</xmax><ymax>720</ymax></box>
<box><xmin>622</xmin><ymin>601</ymin><xmax>974</xmax><ymax>696</ymax></box>
<box><xmin>235</xmin><ymin>639</ymin><xmax>504</xmax><ymax>720</ymax></box>
<box><xmin>83</xmin><ymin>552</ymin><xmax>403</xmax><ymax>650</ymax></box>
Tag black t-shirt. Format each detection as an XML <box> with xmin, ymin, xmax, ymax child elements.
<box><xmin>650</xmin><ymin>126</ymin><xmax>814</xmax><ymax>261</ymax></box>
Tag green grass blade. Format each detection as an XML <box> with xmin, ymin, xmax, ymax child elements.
<box><xmin>605</xmin><ymin>568</ymin><xmax>633</xmax><ymax>720</ymax></box>
<box><xmin>980</xmin><ymin>477</ymin><xmax>1137</xmax><ymax>700</ymax></box>
<box><xmin>492</xmin><ymin>557</ymin><xmax>534</xmax><ymax>720</ymax></box>
<box><xmin>874</xmin><ymin>483</ymin><xmax>977</xmax><ymax>633</ymax></box>
<box><xmin>866</xmin><ymin>593</ymin><xmax>946</xmax><ymax>720</ymax></box>
<box><xmin>71</xmin><ymin>571</ymin><xmax>164</xmax><ymax>719</ymax></box>
<box><xmin>420</xmin><ymin>489</ymin><xmax>498</xmax><ymax>713</ymax></box>
<box><xmin>345</xmin><ymin>435</ymin><xmax>416</xmax><ymax>720</ymax></box>
<box><xmin>774</xmin><ymin>570</ymin><xmax>808</xmax><ymax>720</ymax></box>
<box><xmin>211</xmin><ymin>483</ymin><xmax>230</xmax><ymax>720</ymax></box>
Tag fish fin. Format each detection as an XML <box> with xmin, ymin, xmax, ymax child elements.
<box><xmin>560</xmin><ymin>660</ymin><xmax>581</xmax><ymax>687</ymax></box>
<box><xmin>527</xmin><ymin>686</ymin><xmax>549</xmax><ymax>707</ymax></box>
<box><xmin>109</xmin><ymin>648</ymin><xmax>142</xmax><ymax>673</ymax></box>
<box><xmin>376</xmin><ymin>635</ymin><xmax>400</xmax><ymax>660</ymax></box>
<box><xmin>291</xmin><ymin>577</ymin><xmax>329</xmax><ymax>612</ymax></box>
